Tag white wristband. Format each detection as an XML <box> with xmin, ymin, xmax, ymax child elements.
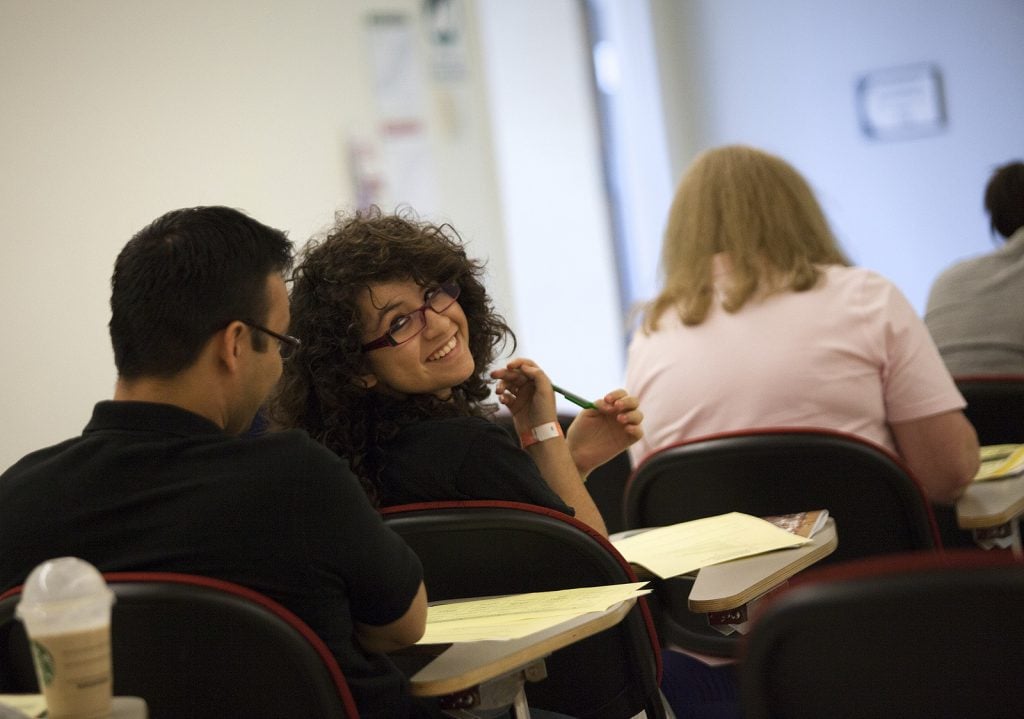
<box><xmin>520</xmin><ymin>421</ymin><xmax>563</xmax><ymax>448</ymax></box>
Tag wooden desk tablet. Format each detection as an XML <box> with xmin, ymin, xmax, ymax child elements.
<box><xmin>688</xmin><ymin>519</ymin><xmax>838</xmax><ymax>614</ymax></box>
<box><xmin>408</xmin><ymin>599</ymin><xmax>635</xmax><ymax>717</ymax></box>
<box><xmin>0</xmin><ymin>696</ymin><xmax>148</xmax><ymax>718</ymax></box>
<box><xmin>957</xmin><ymin>474</ymin><xmax>1024</xmax><ymax>554</ymax></box>
<box><xmin>957</xmin><ymin>474</ymin><xmax>1024</xmax><ymax>529</ymax></box>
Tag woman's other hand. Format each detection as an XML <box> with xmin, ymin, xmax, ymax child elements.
<box><xmin>567</xmin><ymin>389</ymin><xmax>644</xmax><ymax>476</ymax></box>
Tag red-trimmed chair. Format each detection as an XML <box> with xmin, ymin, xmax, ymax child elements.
<box><xmin>381</xmin><ymin>500</ymin><xmax>666</xmax><ymax>719</ymax></box>
<box><xmin>0</xmin><ymin>573</ymin><xmax>359</xmax><ymax>719</ymax></box>
<box><xmin>623</xmin><ymin>427</ymin><xmax>942</xmax><ymax>657</ymax></box>
<box><xmin>738</xmin><ymin>549</ymin><xmax>1024</xmax><ymax>719</ymax></box>
<box><xmin>954</xmin><ymin>374</ymin><xmax>1024</xmax><ymax>445</ymax></box>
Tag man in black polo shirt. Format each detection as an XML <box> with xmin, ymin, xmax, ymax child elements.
<box><xmin>0</xmin><ymin>206</ymin><xmax>431</xmax><ymax>719</ymax></box>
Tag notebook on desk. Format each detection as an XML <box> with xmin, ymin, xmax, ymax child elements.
<box><xmin>762</xmin><ymin>509</ymin><xmax>830</xmax><ymax>538</ymax></box>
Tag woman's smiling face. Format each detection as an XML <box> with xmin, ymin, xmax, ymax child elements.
<box><xmin>358</xmin><ymin>278</ymin><xmax>476</xmax><ymax>398</ymax></box>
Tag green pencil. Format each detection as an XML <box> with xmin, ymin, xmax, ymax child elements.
<box><xmin>552</xmin><ymin>384</ymin><xmax>597</xmax><ymax>410</ymax></box>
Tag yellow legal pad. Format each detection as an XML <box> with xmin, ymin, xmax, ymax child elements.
<box><xmin>417</xmin><ymin>582</ymin><xmax>649</xmax><ymax>644</ymax></box>
<box><xmin>610</xmin><ymin>511</ymin><xmax>811</xmax><ymax>579</ymax></box>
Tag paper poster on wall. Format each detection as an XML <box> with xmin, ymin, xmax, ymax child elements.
<box><xmin>423</xmin><ymin>0</ymin><xmax>469</xmax><ymax>139</ymax></box>
<box><xmin>856</xmin><ymin>63</ymin><xmax>947</xmax><ymax>141</ymax></box>
<box><xmin>364</xmin><ymin>12</ymin><xmax>438</xmax><ymax>213</ymax></box>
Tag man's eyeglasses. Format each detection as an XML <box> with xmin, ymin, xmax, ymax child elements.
<box><xmin>361</xmin><ymin>282</ymin><xmax>461</xmax><ymax>352</ymax></box>
<box><xmin>242</xmin><ymin>321</ymin><xmax>302</xmax><ymax>360</ymax></box>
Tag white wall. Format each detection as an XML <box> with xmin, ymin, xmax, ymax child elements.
<box><xmin>0</xmin><ymin>0</ymin><xmax>516</xmax><ymax>470</ymax></box>
<box><xmin>476</xmin><ymin>0</ymin><xmax>624</xmax><ymax>402</ymax></box>
<box><xmin>648</xmin><ymin>0</ymin><xmax>1024</xmax><ymax>313</ymax></box>
<box><xmin>7</xmin><ymin>0</ymin><xmax>1020</xmax><ymax>471</ymax></box>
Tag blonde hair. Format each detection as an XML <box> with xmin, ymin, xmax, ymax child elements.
<box><xmin>641</xmin><ymin>145</ymin><xmax>850</xmax><ymax>331</ymax></box>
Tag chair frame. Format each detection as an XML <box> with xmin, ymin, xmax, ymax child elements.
<box><xmin>0</xmin><ymin>572</ymin><xmax>359</xmax><ymax>719</ymax></box>
<box><xmin>739</xmin><ymin>549</ymin><xmax>1024</xmax><ymax>719</ymax></box>
<box><xmin>623</xmin><ymin>427</ymin><xmax>942</xmax><ymax>656</ymax></box>
<box><xmin>381</xmin><ymin>499</ymin><xmax>666</xmax><ymax>719</ymax></box>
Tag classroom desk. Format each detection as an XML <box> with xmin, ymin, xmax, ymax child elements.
<box><xmin>687</xmin><ymin>518</ymin><xmax>838</xmax><ymax>615</ymax></box>
<box><xmin>956</xmin><ymin>474</ymin><xmax>1024</xmax><ymax>555</ymax></box>
<box><xmin>407</xmin><ymin>598</ymin><xmax>635</xmax><ymax>719</ymax></box>
<box><xmin>0</xmin><ymin>696</ymin><xmax>147</xmax><ymax>718</ymax></box>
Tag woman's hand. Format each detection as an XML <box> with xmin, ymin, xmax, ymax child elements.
<box><xmin>566</xmin><ymin>389</ymin><xmax>644</xmax><ymax>476</ymax></box>
<box><xmin>490</xmin><ymin>358</ymin><xmax>558</xmax><ymax>434</ymax></box>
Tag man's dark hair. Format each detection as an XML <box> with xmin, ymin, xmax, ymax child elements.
<box><xmin>110</xmin><ymin>206</ymin><xmax>293</xmax><ymax>378</ymax></box>
<box><xmin>984</xmin><ymin>160</ymin><xmax>1024</xmax><ymax>240</ymax></box>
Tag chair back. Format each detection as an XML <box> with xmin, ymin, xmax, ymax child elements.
<box><xmin>954</xmin><ymin>374</ymin><xmax>1024</xmax><ymax>445</ymax></box>
<box><xmin>0</xmin><ymin>573</ymin><xmax>359</xmax><ymax>719</ymax></box>
<box><xmin>623</xmin><ymin>428</ymin><xmax>941</xmax><ymax>657</ymax></box>
<box><xmin>381</xmin><ymin>500</ymin><xmax>665</xmax><ymax>719</ymax></box>
<box><xmin>739</xmin><ymin>550</ymin><xmax>1024</xmax><ymax>719</ymax></box>
<box><xmin>625</xmin><ymin>427</ymin><xmax>940</xmax><ymax>562</ymax></box>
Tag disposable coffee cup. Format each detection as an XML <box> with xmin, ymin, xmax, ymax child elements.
<box><xmin>15</xmin><ymin>557</ymin><xmax>115</xmax><ymax>719</ymax></box>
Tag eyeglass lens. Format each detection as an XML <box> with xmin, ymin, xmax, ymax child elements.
<box><xmin>277</xmin><ymin>339</ymin><xmax>296</xmax><ymax>359</ymax></box>
<box><xmin>389</xmin><ymin>284</ymin><xmax>460</xmax><ymax>344</ymax></box>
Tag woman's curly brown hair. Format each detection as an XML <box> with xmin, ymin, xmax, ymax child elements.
<box><xmin>267</xmin><ymin>206</ymin><xmax>514</xmax><ymax>501</ymax></box>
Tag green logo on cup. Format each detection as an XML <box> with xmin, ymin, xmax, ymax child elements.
<box><xmin>29</xmin><ymin>639</ymin><xmax>55</xmax><ymax>686</ymax></box>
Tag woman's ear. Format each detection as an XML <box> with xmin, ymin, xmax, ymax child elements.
<box><xmin>354</xmin><ymin>373</ymin><xmax>378</xmax><ymax>390</ymax></box>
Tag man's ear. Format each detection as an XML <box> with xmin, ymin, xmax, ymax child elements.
<box><xmin>217</xmin><ymin>321</ymin><xmax>247</xmax><ymax>372</ymax></box>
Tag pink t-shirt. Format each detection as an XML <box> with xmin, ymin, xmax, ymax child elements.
<box><xmin>625</xmin><ymin>263</ymin><xmax>965</xmax><ymax>467</ymax></box>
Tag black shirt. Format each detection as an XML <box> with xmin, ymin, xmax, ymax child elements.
<box><xmin>377</xmin><ymin>415</ymin><xmax>574</xmax><ymax>515</ymax></box>
<box><xmin>0</xmin><ymin>401</ymin><xmax>425</xmax><ymax>719</ymax></box>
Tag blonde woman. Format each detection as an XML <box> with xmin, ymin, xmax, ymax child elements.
<box><xmin>625</xmin><ymin>145</ymin><xmax>978</xmax><ymax>504</ymax></box>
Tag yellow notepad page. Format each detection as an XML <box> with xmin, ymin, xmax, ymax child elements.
<box><xmin>418</xmin><ymin>582</ymin><xmax>649</xmax><ymax>643</ymax></box>
<box><xmin>610</xmin><ymin>512</ymin><xmax>810</xmax><ymax>579</ymax></box>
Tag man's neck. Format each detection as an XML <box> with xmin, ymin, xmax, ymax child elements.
<box><xmin>114</xmin><ymin>375</ymin><xmax>229</xmax><ymax>431</ymax></box>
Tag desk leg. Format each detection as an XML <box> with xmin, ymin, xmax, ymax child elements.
<box><xmin>510</xmin><ymin>688</ymin><xmax>531</xmax><ymax>719</ymax></box>
<box><xmin>441</xmin><ymin>660</ymin><xmax>545</xmax><ymax>718</ymax></box>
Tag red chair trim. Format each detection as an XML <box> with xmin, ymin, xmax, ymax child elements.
<box><xmin>4</xmin><ymin>573</ymin><xmax>359</xmax><ymax>718</ymax></box>
<box><xmin>382</xmin><ymin>499</ymin><xmax>663</xmax><ymax>682</ymax></box>
<box><xmin>785</xmin><ymin>546</ymin><xmax>1023</xmax><ymax>590</ymax></box>
<box><xmin>953</xmin><ymin>374</ymin><xmax>1024</xmax><ymax>384</ymax></box>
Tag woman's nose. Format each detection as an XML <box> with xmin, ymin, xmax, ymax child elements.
<box><xmin>421</xmin><ymin>306</ymin><xmax>450</xmax><ymax>337</ymax></box>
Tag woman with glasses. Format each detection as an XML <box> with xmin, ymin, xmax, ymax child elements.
<box><xmin>268</xmin><ymin>206</ymin><xmax>642</xmax><ymax>536</ymax></box>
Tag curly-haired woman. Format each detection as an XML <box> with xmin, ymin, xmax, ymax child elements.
<box><xmin>268</xmin><ymin>207</ymin><xmax>643</xmax><ymax>536</ymax></box>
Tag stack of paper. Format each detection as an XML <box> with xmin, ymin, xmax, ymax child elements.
<box><xmin>610</xmin><ymin>512</ymin><xmax>811</xmax><ymax>579</ymax></box>
<box><xmin>417</xmin><ymin>582</ymin><xmax>649</xmax><ymax>644</ymax></box>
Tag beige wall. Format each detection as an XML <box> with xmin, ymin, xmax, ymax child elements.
<box><xmin>0</xmin><ymin>0</ymin><xmax>515</xmax><ymax>469</ymax></box>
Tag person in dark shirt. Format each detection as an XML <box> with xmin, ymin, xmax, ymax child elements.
<box><xmin>269</xmin><ymin>206</ymin><xmax>643</xmax><ymax>536</ymax></box>
<box><xmin>0</xmin><ymin>206</ymin><xmax>431</xmax><ymax>719</ymax></box>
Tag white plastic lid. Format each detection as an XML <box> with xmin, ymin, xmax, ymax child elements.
<box><xmin>15</xmin><ymin>557</ymin><xmax>114</xmax><ymax>630</ymax></box>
